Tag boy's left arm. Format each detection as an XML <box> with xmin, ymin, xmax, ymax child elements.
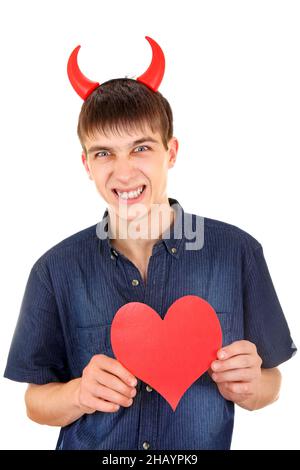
<box><xmin>209</xmin><ymin>340</ymin><xmax>282</xmax><ymax>411</ymax></box>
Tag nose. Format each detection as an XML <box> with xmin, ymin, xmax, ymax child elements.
<box><xmin>113</xmin><ymin>156</ymin><xmax>138</xmax><ymax>184</ymax></box>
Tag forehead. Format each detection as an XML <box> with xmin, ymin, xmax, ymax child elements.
<box><xmin>84</xmin><ymin>125</ymin><xmax>163</xmax><ymax>150</ymax></box>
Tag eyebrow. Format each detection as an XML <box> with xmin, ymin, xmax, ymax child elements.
<box><xmin>87</xmin><ymin>136</ymin><xmax>160</xmax><ymax>154</ymax></box>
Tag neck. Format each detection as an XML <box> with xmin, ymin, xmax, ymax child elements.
<box><xmin>107</xmin><ymin>200</ymin><xmax>175</xmax><ymax>258</ymax></box>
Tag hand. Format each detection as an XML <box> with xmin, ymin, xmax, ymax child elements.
<box><xmin>77</xmin><ymin>354</ymin><xmax>138</xmax><ymax>414</ymax></box>
<box><xmin>208</xmin><ymin>340</ymin><xmax>263</xmax><ymax>408</ymax></box>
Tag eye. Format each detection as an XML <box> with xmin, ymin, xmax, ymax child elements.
<box><xmin>95</xmin><ymin>150</ymin><xmax>110</xmax><ymax>158</ymax></box>
<box><xmin>134</xmin><ymin>145</ymin><xmax>149</xmax><ymax>152</ymax></box>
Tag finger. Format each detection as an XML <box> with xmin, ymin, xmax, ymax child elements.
<box><xmin>211</xmin><ymin>354</ymin><xmax>255</xmax><ymax>372</ymax></box>
<box><xmin>84</xmin><ymin>396</ymin><xmax>121</xmax><ymax>413</ymax></box>
<box><xmin>217</xmin><ymin>340</ymin><xmax>257</xmax><ymax>360</ymax></box>
<box><xmin>224</xmin><ymin>381</ymin><xmax>253</xmax><ymax>395</ymax></box>
<box><xmin>218</xmin><ymin>382</ymin><xmax>252</xmax><ymax>404</ymax></box>
<box><xmin>94</xmin><ymin>369</ymin><xmax>137</xmax><ymax>399</ymax></box>
<box><xmin>211</xmin><ymin>368</ymin><xmax>258</xmax><ymax>384</ymax></box>
<box><xmin>91</xmin><ymin>383</ymin><xmax>135</xmax><ymax>407</ymax></box>
<box><xmin>93</xmin><ymin>355</ymin><xmax>138</xmax><ymax>387</ymax></box>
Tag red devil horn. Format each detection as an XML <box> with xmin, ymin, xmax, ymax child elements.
<box><xmin>67</xmin><ymin>45</ymin><xmax>100</xmax><ymax>100</ymax></box>
<box><xmin>136</xmin><ymin>36</ymin><xmax>165</xmax><ymax>92</ymax></box>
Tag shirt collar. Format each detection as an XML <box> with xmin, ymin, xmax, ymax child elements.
<box><xmin>96</xmin><ymin>197</ymin><xmax>186</xmax><ymax>261</ymax></box>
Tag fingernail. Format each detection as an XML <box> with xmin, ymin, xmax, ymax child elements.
<box><xmin>212</xmin><ymin>362</ymin><xmax>219</xmax><ymax>370</ymax></box>
<box><xmin>129</xmin><ymin>378</ymin><xmax>137</xmax><ymax>387</ymax></box>
<box><xmin>218</xmin><ymin>350</ymin><xmax>226</xmax><ymax>359</ymax></box>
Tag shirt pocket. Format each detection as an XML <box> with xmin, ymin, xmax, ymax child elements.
<box><xmin>75</xmin><ymin>323</ymin><xmax>114</xmax><ymax>370</ymax></box>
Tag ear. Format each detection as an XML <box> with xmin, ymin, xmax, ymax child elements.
<box><xmin>81</xmin><ymin>152</ymin><xmax>93</xmax><ymax>180</ymax></box>
<box><xmin>167</xmin><ymin>137</ymin><xmax>179</xmax><ymax>169</ymax></box>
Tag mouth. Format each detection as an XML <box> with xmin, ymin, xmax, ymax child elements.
<box><xmin>111</xmin><ymin>185</ymin><xmax>147</xmax><ymax>204</ymax></box>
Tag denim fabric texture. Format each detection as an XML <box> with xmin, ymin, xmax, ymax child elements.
<box><xmin>4</xmin><ymin>197</ymin><xmax>297</xmax><ymax>449</ymax></box>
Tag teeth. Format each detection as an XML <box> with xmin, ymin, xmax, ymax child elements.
<box><xmin>116</xmin><ymin>186</ymin><xmax>144</xmax><ymax>200</ymax></box>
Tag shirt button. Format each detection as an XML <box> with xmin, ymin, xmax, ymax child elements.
<box><xmin>132</xmin><ymin>279</ymin><xmax>139</xmax><ymax>286</ymax></box>
<box><xmin>171</xmin><ymin>247</ymin><xmax>177</xmax><ymax>254</ymax></box>
<box><xmin>110</xmin><ymin>255</ymin><xmax>115</xmax><ymax>260</ymax></box>
<box><xmin>143</xmin><ymin>441</ymin><xmax>150</xmax><ymax>450</ymax></box>
<box><xmin>146</xmin><ymin>385</ymin><xmax>152</xmax><ymax>392</ymax></box>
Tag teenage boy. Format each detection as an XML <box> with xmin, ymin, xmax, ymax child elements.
<box><xmin>4</xmin><ymin>37</ymin><xmax>297</xmax><ymax>450</ymax></box>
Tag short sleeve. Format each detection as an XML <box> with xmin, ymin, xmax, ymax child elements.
<box><xmin>3</xmin><ymin>262</ymin><xmax>71</xmax><ymax>384</ymax></box>
<box><xmin>243</xmin><ymin>244</ymin><xmax>297</xmax><ymax>368</ymax></box>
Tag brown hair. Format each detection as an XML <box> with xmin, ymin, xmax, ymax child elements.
<box><xmin>77</xmin><ymin>78</ymin><xmax>173</xmax><ymax>155</ymax></box>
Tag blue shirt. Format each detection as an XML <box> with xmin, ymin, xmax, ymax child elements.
<box><xmin>4</xmin><ymin>197</ymin><xmax>297</xmax><ymax>450</ymax></box>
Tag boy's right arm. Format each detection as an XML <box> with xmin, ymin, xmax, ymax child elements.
<box><xmin>25</xmin><ymin>354</ymin><xmax>138</xmax><ymax>427</ymax></box>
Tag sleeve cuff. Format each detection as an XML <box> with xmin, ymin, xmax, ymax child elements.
<box><xmin>261</xmin><ymin>343</ymin><xmax>297</xmax><ymax>368</ymax></box>
<box><xmin>3</xmin><ymin>365</ymin><xmax>69</xmax><ymax>384</ymax></box>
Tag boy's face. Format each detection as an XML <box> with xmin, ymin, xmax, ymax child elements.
<box><xmin>82</xmin><ymin>125</ymin><xmax>179</xmax><ymax>221</ymax></box>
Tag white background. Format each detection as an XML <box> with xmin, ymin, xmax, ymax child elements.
<box><xmin>0</xmin><ymin>0</ymin><xmax>299</xmax><ymax>450</ymax></box>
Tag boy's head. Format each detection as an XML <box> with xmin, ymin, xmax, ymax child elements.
<box><xmin>67</xmin><ymin>37</ymin><xmax>178</xmax><ymax>222</ymax></box>
<box><xmin>78</xmin><ymin>77</ymin><xmax>173</xmax><ymax>154</ymax></box>
<box><xmin>79</xmin><ymin>78</ymin><xmax>179</xmax><ymax>221</ymax></box>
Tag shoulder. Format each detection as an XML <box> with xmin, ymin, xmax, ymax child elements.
<box><xmin>181</xmin><ymin>207</ymin><xmax>263</xmax><ymax>260</ymax></box>
<box><xmin>202</xmin><ymin>215</ymin><xmax>262</xmax><ymax>251</ymax></box>
<box><xmin>32</xmin><ymin>223</ymin><xmax>98</xmax><ymax>273</ymax></box>
<box><xmin>196</xmin><ymin>215</ymin><xmax>264</xmax><ymax>274</ymax></box>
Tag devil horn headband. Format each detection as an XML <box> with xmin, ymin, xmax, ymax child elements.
<box><xmin>67</xmin><ymin>36</ymin><xmax>165</xmax><ymax>100</ymax></box>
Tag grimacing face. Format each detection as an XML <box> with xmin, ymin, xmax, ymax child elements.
<box><xmin>81</xmin><ymin>126</ymin><xmax>179</xmax><ymax>222</ymax></box>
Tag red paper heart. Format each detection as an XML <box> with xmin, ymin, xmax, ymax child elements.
<box><xmin>111</xmin><ymin>295</ymin><xmax>222</xmax><ymax>411</ymax></box>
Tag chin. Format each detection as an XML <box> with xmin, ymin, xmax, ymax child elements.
<box><xmin>117</xmin><ymin>203</ymin><xmax>150</xmax><ymax>222</ymax></box>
